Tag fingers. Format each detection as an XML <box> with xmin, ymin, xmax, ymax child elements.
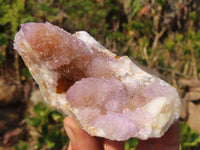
<box><xmin>103</xmin><ymin>139</ymin><xmax>125</xmax><ymax>150</ymax></box>
<box><xmin>64</xmin><ymin>117</ymin><xmax>180</xmax><ymax>150</ymax></box>
<box><xmin>67</xmin><ymin>141</ymin><xmax>72</xmax><ymax>150</ymax></box>
<box><xmin>136</xmin><ymin>120</ymin><xmax>180</xmax><ymax>150</ymax></box>
<box><xmin>135</xmin><ymin>138</ymin><xmax>156</xmax><ymax>150</ymax></box>
<box><xmin>64</xmin><ymin>117</ymin><xmax>125</xmax><ymax>150</ymax></box>
<box><xmin>156</xmin><ymin>120</ymin><xmax>180</xmax><ymax>150</ymax></box>
<box><xmin>64</xmin><ymin>117</ymin><xmax>103</xmax><ymax>150</ymax></box>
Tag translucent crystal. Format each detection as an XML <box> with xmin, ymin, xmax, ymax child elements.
<box><xmin>14</xmin><ymin>22</ymin><xmax>181</xmax><ymax>141</ymax></box>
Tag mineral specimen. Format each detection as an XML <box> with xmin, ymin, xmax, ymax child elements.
<box><xmin>14</xmin><ymin>22</ymin><xmax>182</xmax><ymax>141</ymax></box>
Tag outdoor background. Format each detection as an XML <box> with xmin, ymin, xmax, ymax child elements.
<box><xmin>0</xmin><ymin>0</ymin><xmax>200</xmax><ymax>150</ymax></box>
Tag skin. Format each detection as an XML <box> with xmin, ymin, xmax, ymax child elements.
<box><xmin>64</xmin><ymin>117</ymin><xmax>180</xmax><ymax>150</ymax></box>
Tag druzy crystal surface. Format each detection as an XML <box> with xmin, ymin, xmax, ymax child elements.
<box><xmin>14</xmin><ymin>22</ymin><xmax>181</xmax><ymax>141</ymax></box>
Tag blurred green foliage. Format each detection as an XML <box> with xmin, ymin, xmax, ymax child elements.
<box><xmin>15</xmin><ymin>101</ymin><xmax>200</xmax><ymax>150</ymax></box>
<box><xmin>14</xmin><ymin>102</ymin><xmax>69</xmax><ymax>150</ymax></box>
<box><xmin>14</xmin><ymin>141</ymin><xmax>28</xmax><ymax>150</ymax></box>
<box><xmin>27</xmin><ymin>102</ymin><xmax>68</xmax><ymax>150</ymax></box>
<box><xmin>180</xmin><ymin>122</ymin><xmax>200</xmax><ymax>150</ymax></box>
<box><xmin>125</xmin><ymin>138</ymin><xmax>139</xmax><ymax>150</ymax></box>
<box><xmin>1</xmin><ymin>0</ymin><xmax>200</xmax><ymax>149</ymax></box>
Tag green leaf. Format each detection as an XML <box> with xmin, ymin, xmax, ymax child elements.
<box><xmin>50</xmin><ymin>126</ymin><xmax>60</xmax><ymax>138</ymax></box>
<box><xmin>187</xmin><ymin>30</ymin><xmax>195</xmax><ymax>40</ymax></box>
<box><xmin>34</xmin><ymin>102</ymin><xmax>48</xmax><ymax>117</ymax></box>
<box><xmin>46</xmin><ymin>139</ymin><xmax>55</xmax><ymax>148</ymax></box>
<box><xmin>156</xmin><ymin>0</ymin><xmax>167</xmax><ymax>6</ymax></box>
<box><xmin>0</xmin><ymin>33</ymin><xmax>8</xmax><ymax>46</ymax></box>
<box><xmin>22</xmin><ymin>68</ymin><xmax>31</xmax><ymax>79</ymax></box>
<box><xmin>14</xmin><ymin>141</ymin><xmax>28</xmax><ymax>150</ymax></box>
<box><xmin>130</xmin><ymin>0</ymin><xmax>143</xmax><ymax>18</ymax></box>
<box><xmin>38</xmin><ymin>137</ymin><xmax>45</xmax><ymax>148</ymax></box>
<box><xmin>197</xmin><ymin>68</ymin><xmax>200</xmax><ymax>73</ymax></box>
<box><xmin>125</xmin><ymin>138</ymin><xmax>138</xmax><ymax>150</ymax></box>
<box><xmin>165</xmin><ymin>38</ymin><xmax>175</xmax><ymax>51</ymax></box>
<box><xmin>157</xmin><ymin>56</ymin><xmax>165</xmax><ymax>67</ymax></box>
<box><xmin>132</xmin><ymin>21</ymin><xmax>144</xmax><ymax>30</ymax></box>
<box><xmin>183</xmin><ymin>45</ymin><xmax>190</xmax><ymax>55</ymax></box>
<box><xmin>0</xmin><ymin>52</ymin><xmax>5</xmax><ymax>64</ymax></box>
<box><xmin>19</xmin><ymin>141</ymin><xmax>28</xmax><ymax>150</ymax></box>
<box><xmin>189</xmin><ymin>11</ymin><xmax>197</xmax><ymax>21</ymax></box>
<box><xmin>51</xmin><ymin>110</ymin><xmax>63</xmax><ymax>122</ymax></box>
<box><xmin>28</xmin><ymin>117</ymin><xmax>42</xmax><ymax>128</ymax></box>
<box><xmin>180</xmin><ymin>122</ymin><xmax>200</xmax><ymax>149</ymax></box>
<box><xmin>90</xmin><ymin>28</ymin><xmax>98</xmax><ymax>35</ymax></box>
<box><xmin>14</xmin><ymin>145</ymin><xmax>20</xmax><ymax>150</ymax></box>
<box><xmin>175</xmin><ymin>33</ymin><xmax>184</xmax><ymax>42</ymax></box>
<box><xmin>41</xmin><ymin>124</ymin><xmax>48</xmax><ymax>136</ymax></box>
<box><xmin>17</xmin><ymin>0</ymin><xmax>25</xmax><ymax>11</ymax></box>
<box><xmin>20</xmin><ymin>14</ymin><xmax>34</xmax><ymax>24</ymax></box>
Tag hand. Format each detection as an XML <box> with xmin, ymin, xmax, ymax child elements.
<box><xmin>63</xmin><ymin>117</ymin><xmax>180</xmax><ymax>150</ymax></box>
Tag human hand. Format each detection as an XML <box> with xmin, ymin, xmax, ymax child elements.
<box><xmin>64</xmin><ymin>117</ymin><xmax>180</xmax><ymax>150</ymax></box>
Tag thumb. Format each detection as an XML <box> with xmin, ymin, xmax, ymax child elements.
<box><xmin>64</xmin><ymin>117</ymin><xmax>103</xmax><ymax>150</ymax></box>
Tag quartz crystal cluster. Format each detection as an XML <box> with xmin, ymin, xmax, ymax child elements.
<box><xmin>14</xmin><ymin>22</ymin><xmax>181</xmax><ymax>141</ymax></box>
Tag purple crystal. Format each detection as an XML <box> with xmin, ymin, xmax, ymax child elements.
<box><xmin>14</xmin><ymin>22</ymin><xmax>182</xmax><ymax>140</ymax></box>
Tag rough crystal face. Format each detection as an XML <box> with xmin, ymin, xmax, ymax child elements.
<box><xmin>14</xmin><ymin>22</ymin><xmax>182</xmax><ymax>141</ymax></box>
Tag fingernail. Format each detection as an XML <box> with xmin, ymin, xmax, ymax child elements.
<box><xmin>65</xmin><ymin>126</ymin><xmax>76</xmax><ymax>146</ymax></box>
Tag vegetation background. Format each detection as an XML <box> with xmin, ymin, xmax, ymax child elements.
<box><xmin>0</xmin><ymin>0</ymin><xmax>200</xmax><ymax>149</ymax></box>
